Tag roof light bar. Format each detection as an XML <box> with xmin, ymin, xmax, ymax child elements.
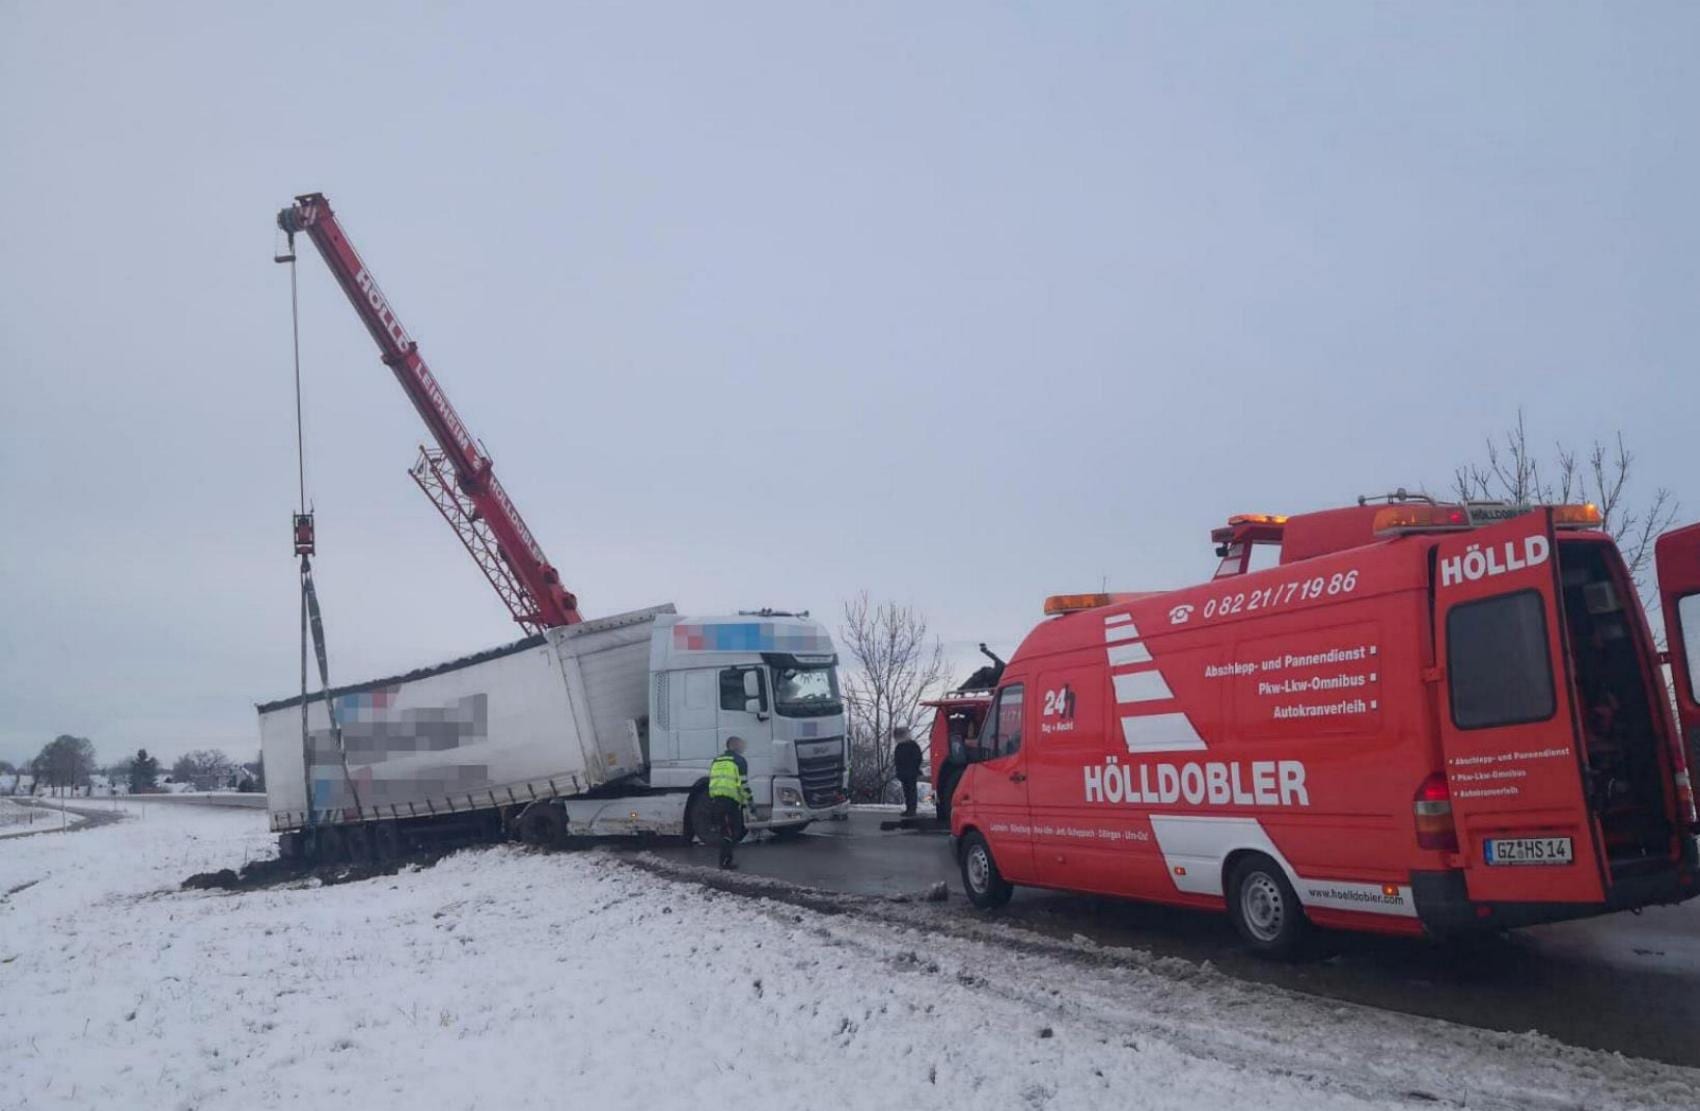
<box><xmin>1227</xmin><ymin>513</ymin><xmax>1289</xmax><ymax>527</ymax></box>
<box><xmin>1372</xmin><ymin>505</ymin><xmax>1470</xmax><ymax>535</ymax></box>
<box><xmin>1044</xmin><ymin>593</ymin><xmax>1113</xmax><ymax>616</ymax></box>
<box><xmin>1373</xmin><ymin>502</ymin><xmax>1603</xmax><ymax>537</ymax></box>
<box><xmin>1551</xmin><ymin>503</ymin><xmax>1603</xmax><ymax>529</ymax></box>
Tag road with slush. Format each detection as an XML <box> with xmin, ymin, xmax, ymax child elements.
<box><xmin>653</xmin><ymin>808</ymin><xmax>1700</xmax><ymax>1068</ymax></box>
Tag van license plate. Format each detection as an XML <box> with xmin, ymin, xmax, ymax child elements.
<box><xmin>1484</xmin><ymin>837</ymin><xmax>1573</xmax><ymax>866</ymax></box>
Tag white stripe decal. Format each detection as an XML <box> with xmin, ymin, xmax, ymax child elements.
<box><xmin>1113</xmin><ymin>670</ymin><xmax>1172</xmax><ymax>703</ymax></box>
<box><xmin>1120</xmin><ymin>712</ymin><xmax>1206</xmax><ymax>753</ymax></box>
<box><xmin>1147</xmin><ymin>815</ymin><xmax>1416</xmax><ymax>918</ymax></box>
<box><xmin>1103</xmin><ymin>613</ymin><xmax>1133</xmax><ymax>627</ymax></box>
<box><xmin>1106</xmin><ymin>641</ymin><xmax>1152</xmax><ymax>666</ymax></box>
<box><xmin>1104</xmin><ymin>623</ymin><xmax>1141</xmax><ymax>642</ymax></box>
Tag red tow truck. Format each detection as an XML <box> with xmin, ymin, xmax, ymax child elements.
<box><xmin>942</xmin><ymin>497</ymin><xmax>1700</xmax><ymax>956</ymax></box>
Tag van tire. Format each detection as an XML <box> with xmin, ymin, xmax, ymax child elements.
<box><xmin>959</xmin><ymin>831</ymin><xmax>1013</xmax><ymax>909</ymax></box>
<box><xmin>1227</xmin><ymin>854</ymin><xmax>1310</xmax><ymax>958</ymax></box>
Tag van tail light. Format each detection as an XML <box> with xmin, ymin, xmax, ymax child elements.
<box><xmin>1414</xmin><ymin>773</ymin><xmax>1459</xmax><ymax>853</ymax></box>
<box><xmin>1675</xmin><ymin>771</ymin><xmax>1698</xmax><ymax>825</ymax></box>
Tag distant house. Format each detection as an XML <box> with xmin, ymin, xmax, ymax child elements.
<box><xmin>0</xmin><ymin>773</ymin><xmax>34</xmax><ymax>797</ymax></box>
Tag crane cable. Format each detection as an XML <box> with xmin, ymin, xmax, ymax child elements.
<box><xmin>282</xmin><ymin>234</ymin><xmax>363</xmax><ymax>827</ymax></box>
<box><xmin>289</xmin><ymin>245</ymin><xmax>312</xmax><ymax>829</ymax></box>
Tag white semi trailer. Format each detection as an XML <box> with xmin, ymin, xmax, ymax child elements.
<box><xmin>257</xmin><ymin>606</ymin><xmax>849</xmax><ymax>859</ymax></box>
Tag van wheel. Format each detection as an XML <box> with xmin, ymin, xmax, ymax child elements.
<box><xmin>1227</xmin><ymin>854</ymin><xmax>1310</xmax><ymax>958</ymax></box>
<box><xmin>959</xmin><ymin>831</ymin><xmax>1013</xmax><ymax>909</ymax></box>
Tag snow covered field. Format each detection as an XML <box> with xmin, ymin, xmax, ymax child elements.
<box><xmin>2</xmin><ymin>805</ymin><xmax>1695</xmax><ymax>1110</ymax></box>
<box><xmin>0</xmin><ymin>798</ymin><xmax>86</xmax><ymax>838</ymax></box>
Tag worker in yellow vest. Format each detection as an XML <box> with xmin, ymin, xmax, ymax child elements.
<box><xmin>708</xmin><ymin>735</ymin><xmax>754</xmax><ymax>869</ymax></box>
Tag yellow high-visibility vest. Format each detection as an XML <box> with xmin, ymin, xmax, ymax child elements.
<box><xmin>708</xmin><ymin>755</ymin><xmax>750</xmax><ymax>804</ymax></box>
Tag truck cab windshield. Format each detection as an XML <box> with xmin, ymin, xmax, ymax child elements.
<box><xmin>772</xmin><ymin>665</ymin><xmax>842</xmax><ymax>717</ymax></box>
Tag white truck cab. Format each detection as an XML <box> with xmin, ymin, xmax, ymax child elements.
<box><xmin>260</xmin><ymin>604</ymin><xmax>847</xmax><ymax>856</ymax></box>
<box><xmin>647</xmin><ymin>611</ymin><xmax>850</xmax><ymax>835</ymax></box>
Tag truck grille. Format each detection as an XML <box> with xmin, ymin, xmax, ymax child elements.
<box><xmin>795</xmin><ymin>738</ymin><xmax>845</xmax><ymax>808</ymax></box>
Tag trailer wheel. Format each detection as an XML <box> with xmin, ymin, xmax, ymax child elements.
<box><xmin>959</xmin><ymin>831</ymin><xmax>1013</xmax><ymax>909</ymax></box>
<box><xmin>685</xmin><ymin>789</ymin><xmax>715</xmax><ymax>846</ymax></box>
<box><xmin>313</xmin><ymin>825</ymin><xmax>347</xmax><ymax>865</ymax></box>
<box><xmin>518</xmin><ymin>804</ymin><xmax>566</xmax><ymax>850</ymax></box>
<box><xmin>1227</xmin><ymin>854</ymin><xmax>1310</xmax><ymax>959</ymax></box>
<box><xmin>374</xmin><ymin>821</ymin><xmax>403</xmax><ymax>861</ymax></box>
<box><xmin>343</xmin><ymin>823</ymin><xmax>375</xmax><ymax>863</ymax></box>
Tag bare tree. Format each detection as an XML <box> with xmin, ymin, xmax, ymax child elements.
<box><xmin>840</xmin><ymin>592</ymin><xmax>948</xmax><ymax>803</ymax></box>
<box><xmin>171</xmin><ymin>749</ymin><xmax>235</xmax><ymax>791</ymax></box>
<box><xmin>1452</xmin><ymin>410</ymin><xmax>1679</xmax><ymax>605</ymax></box>
<box><xmin>31</xmin><ymin>735</ymin><xmax>97</xmax><ymax>795</ymax></box>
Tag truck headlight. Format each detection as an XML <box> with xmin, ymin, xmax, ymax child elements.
<box><xmin>778</xmin><ymin>786</ymin><xmax>803</xmax><ymax>807</ymax></box>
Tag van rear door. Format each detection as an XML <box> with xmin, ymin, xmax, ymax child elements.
<box><xmin>1656</xmin><ymin>523</ymin><xmax>1700</xmax><ymax>789</ymax></box>
<box><xmin>1433</xmin><ymin>509</ymin><xmax>1609</xmax><ymax>904</ymax></box>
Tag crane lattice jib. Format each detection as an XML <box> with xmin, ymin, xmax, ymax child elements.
<box><xmin>278</xmin><ymin>193</ymin><xmax>581</xmax><ymax>630</ymax></box>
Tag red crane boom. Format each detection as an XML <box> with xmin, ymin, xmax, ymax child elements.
<box><xmin>278</xmin><ymin>192</ymin><xmax>581</xmax><ymax>632</ymax></box>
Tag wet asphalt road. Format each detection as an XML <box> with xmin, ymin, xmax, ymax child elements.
<box><xmin>653</xmin><ymin>810</ymin><xmax>1700</xmax><ymax>1068</ymax></box>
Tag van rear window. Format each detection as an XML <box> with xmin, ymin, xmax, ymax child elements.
<box><xmin>1447</xmin><ymin>589</ymin><xmax>1557</xmax><ymax>729</ymax></box>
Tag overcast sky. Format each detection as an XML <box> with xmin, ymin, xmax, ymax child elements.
<box><xmin>1</xmin><ymin>3</ymin><xmax>1694</xmax><ymax>768</ymax></box>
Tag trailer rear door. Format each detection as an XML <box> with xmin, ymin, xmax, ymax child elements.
<box><xmin>1656</xmin><ymin>523</ymin><xmax>1700</xmax><ymax>781</ymax></box>
<box><xmin>1434</xmin><ymin>510</ymin><xmax>1608</xmax><ymax>904</ymax></box>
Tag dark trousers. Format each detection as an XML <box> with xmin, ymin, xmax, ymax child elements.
<box><xmin>899</xmin><ymin>774</ymin><xmax>918</xmax><ymax>815</ymax></box>
<box><xmin>709</xmin><ymin>796</ymin><xmax>743</xmax><ymax>866</ymax></box>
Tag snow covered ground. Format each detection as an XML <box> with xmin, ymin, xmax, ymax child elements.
<box><xmin>1</xmin><ymin>805</ymin><xmax>1694</xmax><ymax>1110</ymax></box>
<box><xmin>0</xmin><ymin>798</ymin><xmax>86</xmax><ymax>838</ymax></box>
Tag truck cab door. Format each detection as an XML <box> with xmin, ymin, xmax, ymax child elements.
<box><xmin>959</xmin><ymin>683</ymin><xmax>1035</xmax><ymax>882</ymax></box>
<box><xmin>672</xmin><ymin>669</ymin><xmax>721</xmax><ymax>765</ymax></box>
<box><xmin>1656</xmin><ymin>523</ymin><xmax>1700</xmax><ymax>805</ymax></box>
<box><xmin>717</xmin><ymin>666</ymin><xmax>772</xmax><ymax>802</ymax></box>
<box><xmin>1434</xmin><ymin>510</ymin><xmax>1609</xmax><ymax>904</ymax></box>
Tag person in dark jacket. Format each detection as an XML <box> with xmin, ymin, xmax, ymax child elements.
<box><xmin>892</xmin><ymin>726</ymin><xmax>923</xmax><ymax>816</ymax></box>
<box><xmin>707</xmin><ymin>736</ymin><xmax>753</xmax><ymax>869</ymax></box>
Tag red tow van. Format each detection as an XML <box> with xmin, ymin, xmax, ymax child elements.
<box><xmin>948</xmin><ymin>499</ymin><xmax>1700</xmax><ymax>956</ymax></box>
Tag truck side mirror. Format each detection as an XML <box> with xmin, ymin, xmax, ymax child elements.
<box><xmin>743</xmin><ymin>671</ymin><xmax>761</xmax><ymax>699</ymax></box>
